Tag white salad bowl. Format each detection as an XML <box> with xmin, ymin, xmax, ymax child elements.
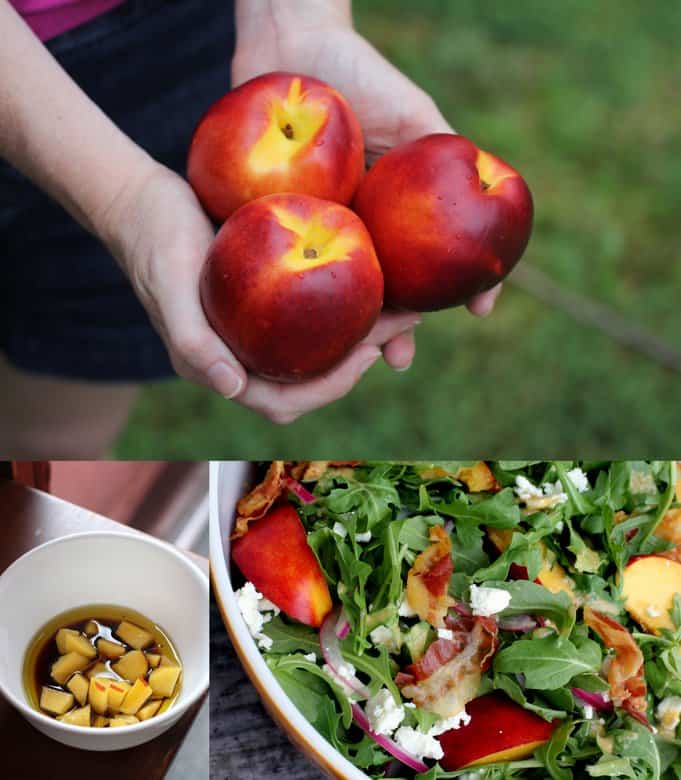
<box><xmin>0</xmin><ymin>530</ymin><xmax>209</xmax><ymax>751</ymax></box>
<box><xmin>210</xmin><ymin>460</ymin><xmax>367</xmax><ymax>780</ymax></box>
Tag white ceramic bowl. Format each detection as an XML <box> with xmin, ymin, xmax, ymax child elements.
<box><xmin>0</xmin><ymin>530</ymin><xmax>209</xmax><ymax>751</ymax></box>
<box><xmin>210</xmin><ymin>461</ymin><xmax>366</xmax><ymax>780</ymax></box>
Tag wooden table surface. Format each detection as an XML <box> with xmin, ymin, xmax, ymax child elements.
<box><xmin>0</xmin><ymin>478</ymin><xmax>208</xmax><ymax>780</ymax></box>
<box><xmin>209</xmin><ymin>595</ymin><xmax>324</xmax><ymax>780</ymax></box>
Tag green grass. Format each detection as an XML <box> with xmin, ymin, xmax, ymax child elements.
<box><xmin>115</xmin><ymin>0</ymin><xmax>681</xmax><ymax>458</ymax></box>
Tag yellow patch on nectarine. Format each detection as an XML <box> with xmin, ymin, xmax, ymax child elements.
<box><xmin>475</xmin><ymin>149</ymin><xmax>516</xmax><ymax>193</ymax></box>
<box><xmin>466</xmin><ymin>740</ymin><xmax>549</xmax><ymax>767</ymax></box>
<box><xmin>248</xmin><ymin>77</ymin><xmax>328</xmax><ymax>174</ymax></box>
<box><xmin>271</xmin><ymin>205</ymin><xmax>357</xmax><ymax>272</ymax></box>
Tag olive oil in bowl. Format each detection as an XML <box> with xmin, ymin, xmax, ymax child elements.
<box><xmin>23</xmin><ymin>604</ymin><xmax>182</xmax><ymax>728</ymax></box>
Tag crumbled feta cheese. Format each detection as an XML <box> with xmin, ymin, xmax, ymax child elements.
<box><xmin>355</xmin><ymin>530</ymin><xmax>372</xmax><ymax>543</ymax></box>
<box><xmin>403</xmin><ymin>702</ymin><xmax>416</xmax><ymax>709</ymax></box>
<box><xmin>332</xmin><ymin>522</ymin><xmax>348</xmax><ymax>539</ymax></box>
<box><xmin>630</xmin><ymin>471</ymin><xmax>657</xmax><ymax>495</ymax></box>
<box><xmin>235</xmin><ymin>582</ymin><xmax>279</xmax><ymax>649</ymax></box>
<box><xmin>514</xmin><ymin>475</ymin><xmax>543</xmax><ymax>501</ymax></box>
<box><xmin>366</xmin><ymin>688</ymin><xmax>405</xmax><ymax>736</ymax></box>
<box><xmin>322</xmin><ymin>662</ymin><xmax>358</xmax><ymax>697</ymax></box>
<box><xmin>566</xmin><ymin>467</ymin><xmax>590</xmax><ymax>493</ymax></box>
<box><xmin>428</xmin><ymin>709</ymin><xmax>471</xmax><ymax>736</ymax></box>
<box><xmin>514</xmin><ymin>475</ymin><xmax>567</xmax><ymax>510</ymax></box>
<box><xmin>398</xmin><ymin>594</ymin><xmax>418</xmax><ymax>618</ymax></box>
<box><xmin>437</xmin><ymin>628</ymin><xmax>454</xmax><ymax>640</ymax></box>
<box><xmin>582</xmin><ymin>703</ymin><xmax>595</xmax><ymax>720</ymax></box>
<box><xmin>303</xmin><ymin>653</ymin><xmax>317</xmax><ymax>663</ymax></box>
<box><xmin>555</xmin><ymin>520</ymin><xmax>565</xmax><ymax>532</ymax></box>
<box><xmin>394</xmin><ymin>726</ymin><xmax>444</xmax><ymax>761</ymax></box>
<box><xmin>469</xmin><ymin>584</ymin><xmax>511</xmax><ymax>617</ymax></box>
<box><xmin>646</xmin><ymin>605</ymin><xmax>661</xmax><ymax>618</ymax></box>
<box><xmin>369</xmin><ymin>625</ymin><xmax>399</xmax><ymax>652</ymax></box>
<box><xmin>657</xmin><ymin>696</ymin><xmax>681</xmax><ymax>735</ymax></box>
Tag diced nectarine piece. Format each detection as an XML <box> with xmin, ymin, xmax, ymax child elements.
<box><xmin>84</xmin><ymin>620</ymin><xmax>99</xmax><ymax>636</ymax></box>
<box><xmin>93</xmin><ymin>715</ymin><xmax>110</xmax><ymax>728</ymax></box>
<box><xmin>62</xmin><ymin>631</ymin><xmax>97</xmax><ymax>659</ymax></box>
<box><xmin>40</xmin><ymin>686</ymin><xmax>74</xmax><ymax>716</ymax></box>
<box><xmin>115</xmin><ymin>621</ymin><xmax>154</xmax><ymax>650</ymax></box>
<box><xmin>112</xmin><ymin>650</ymin><xmax>148</xmax><ymax>681</ymax></box>
<box><xmin>159</xmin><ymin>655</ymin><xmax>176</xmax><ymax>668</ymax></box>
<box><xmin>137</xmin><ymin>700</ymin><xmax>162</xmax><ymax>721</ymax></box>
<box><xmin>86</xmin><ymin>662</ymin><xmax>110</xmax><ymax>679</ymax></box>
<box><xmin>51</xmin><ymin>652</ymin><xmax>89</xmax><ymax>685</ymax></box>
<box><xmin>438</xmin><ymin>693</ymin><xmax>557</xmax><ymax>770</ymax></box>
<box><xmin>146</xmin><ymin>653</ymin><xmax>161</xmax><ymax>668</ymax></box>
<box><xmin>66</xmin><ymin>673</ymin><xmax>89</xmax><ymax>706</ymax></box>
<box><xmin>107</xmin><ymin>681</ymin><xmax>131</xmax><ymax>713</ymax></box>
<box><xmin>57</xmin><ymin>704</ymin><xmax>91</xmax><ymax>727</ymax></box>
<box><xmin>621</xmin><ymin>555</ymin><xmax>681</xmax><ymax>633</ymax></box>
<box><xmin>149</xmin><ymin>666</ymin><xmax>181</xmax><ymax>698</ymax></box>
<box><xmin>55</xmin><ymin>628</ymin><xmax>80</xmax><ymax>654</ymax></box>
<box><xmin>97</xmin><ymin>638</ymin><xmax>126</xmax><ymax>659</ymax></box>
<box><xmin>119</xmin><ymin>678</ymin><xmax>153</xmax><ymax>715</ymax></box>
<box><xmin>109</xmin><ymin>715</ymin><xmax>139</xmax><ymax>728</ymax></box>
<box><xmin>88</xmin><ymin>677</ymin><xmax>110</xmax><ymax>715</ymax></box>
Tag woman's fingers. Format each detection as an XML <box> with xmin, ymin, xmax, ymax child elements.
<box><xmin>466</xmin><ymin>283</ymin><xmax>503</xmax><ymax>317</ymax></box>
<box><xmin>382</xmin><ymin>329</ymin><xmax>416</xmax><ymax>371</ymax></box>
<box><xmin>233</xmin><ymin>344</ymin><xmax>382</xmax><ymax>424</ymax></box>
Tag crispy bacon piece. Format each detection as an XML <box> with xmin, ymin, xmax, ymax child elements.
<box><xmin>416</xmin><ymin>462</ymin><xmax>501</xmax><ymax>493</ymax></box>
<box><xmin>396</xmin><ymin>617</ymin><xmax>499</xmax><ymax>718</ymax></box>
<box><xmin>290</xmin><ymin>461</ymin><xmax>361</xmax><ymax>482</ymax></box>
<box><xmin>406</xmin><ymin>525</ymin><xmax>455</xmax><ymax>628</ymax></box>
<box><xmin>231</xmin><ymin>461</ymin><xmax>286</xmax><ymax>539</ymax></box>
<box><xmin>584</xmin><ymin>607</ymin><xmax>649</xmax><ymax>727</ymax></box>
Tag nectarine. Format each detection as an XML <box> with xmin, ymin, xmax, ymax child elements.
<box><xmin>354</xmin><ymin>134</ymin><xmax>533</xmax><ymax>310</ymax></box>
<box><xmin>231</xmin><ymin>503</ymin><xmax>332</xmax><ymax>627</ymax></box>
<box><xmin>437</xmin><ymin>692</ymin><xmax>557</xmax><ymax>770</ymax></box>
<box><xmin>201</xmin><ymin>193</ymin><xmax>383</xmax><ymax>382</ymax></box>
<box><xmin>188</xmin><ymin>72</ymin><xmax>364</xmax><ymax>221</ymax></box>
<box><xmin>621</xmin><ymin>554</ymin><xmax>681</xmax><ymax>633</ymax></box>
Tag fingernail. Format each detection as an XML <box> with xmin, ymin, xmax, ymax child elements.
<box><xmin>359</xmin><ymin>348</ymin><xmax>381</xmax><ymax>376</ymax></box>
<box><xmin>394</xmin><ymin>362</ymin><xmax>413</xmax><ymax>373</ymax></box>
<box><xmin>207</xmin><ymin>362</ymin><xmax>244</xmax><ymax>399</ymax></box>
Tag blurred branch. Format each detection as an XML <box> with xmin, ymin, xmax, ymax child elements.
<box><xmin>508</xmin><ymin>264</ymin><xmax>681</xmax><ymax>374</ymax></box>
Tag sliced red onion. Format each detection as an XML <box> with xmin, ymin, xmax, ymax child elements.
<box><xmin>284</xmin><ymin>476</ymin><xmax>316</xmax><ymax>504</ymax></box>
<box><xmin>452</xmin><ymin>601</ymin><xmax>472</xmax><ymax>617</ymax></box>
<box><xmin>320</xmin><ymin>608</ymin><xmax>370</xmax><ymax>700</ymax></box>
<box><xmin>351</xmin><ymin>703</ymin><xmax>429</xmax><ymax>774</ymax></box>
<box><xmin>498</xmin><ymin>614</ymin><xmax>537</xmax><ymax>632</ymax></box>
<box><xmin>572</xmin><ymin>687</ymin><xmax>613</xmax><ymax>711</ymax></box>
<box><xmin>335</xmin><ymin>608</ymin><xmax>351</xmax><ymax>640</ymax></box>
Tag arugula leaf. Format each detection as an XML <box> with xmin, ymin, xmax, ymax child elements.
<box><xmin>485</xmin><ymin>579</ymin><xmax>577</xmax><ymax>637</ymax></box>
<box><xmin>325</xmin><ymin>470</ymin><xmax>399</xmax><ymax>528</ymax></box>
<box><xmin>493</xmin><ymin>672</ymin><xmax>569</xmax><ymax>721</ymax></box>
<box><xmin>587</xmin><ymin>720</ymin><xmax>661</xmax><ymax>780</ymax></box>
<box><xmin>261</xmin><ymin>616</ymin><xmax>321</xmax><ymax>655</ymax></box>
<box><xmin>433</xmin><ymin>487</ymin><xmax>522</xmax><ymax>529</ymax></box>
<box><xmin>494</xmin><ymin>635</ymin><xmax>601</xmax><ymax>690</ymax></box>
<box><xmin>555</xmin><ymin>461</ymin><xmax>595</xmax><ymax>515</ymax></box>
<box><xmin>535</xmin><ymin>719</ymin><xmax>575</xmax><ymax>780</ymax></box>
<box><xmin>472</xmin><ymin>533</ymin><xmax>543</xmax><ymax>583</ymax></box>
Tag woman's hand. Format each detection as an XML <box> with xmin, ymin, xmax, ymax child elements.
<box><xmin>99</xmin><ymin>164</ymin><xmax>421</xmax><ymax>423</ymax></box>
<box><xmin>232</xmin><ymin>1</ymin><xmax>503</xmax><ymax>319</ymax></box>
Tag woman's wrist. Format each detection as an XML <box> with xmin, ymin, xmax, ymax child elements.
<box><xmin>235</xmin><ymin>0</ymin><xmax>352</xmax><ymax>53</ymax></box>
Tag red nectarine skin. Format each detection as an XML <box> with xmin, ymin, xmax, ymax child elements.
<box><xmin>188</xmin><ymin>72</ymin><xmax>364</xmax><ymax>221</ymax></box>
<box><xmin>438</xmin><ymin>692</ymin><xmax>557</xmax><ymax>770</ymax></box>
<box><xmin>354</xmin><ymin>134</ymin><xmax>533</xmax><ymax>311</ymax></box>
<box><xmin>232</xmin><ymin>503</ymin><xmax>332</xmax><ymax>627</ymax></box>
<box><xmin>201</xmin><ymin>193</ymin><xmax>384</xmax><ymax>382</ymax></box>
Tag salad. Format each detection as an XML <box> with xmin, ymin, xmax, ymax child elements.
<box><xmin>229</xmin><ymin>460</ymin><xmax>681</xmax><ymax>779</ymax></box>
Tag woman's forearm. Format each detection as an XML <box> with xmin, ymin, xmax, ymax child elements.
<box><xmin>0</xmin><ymin>1</ymin><xmax>156</xmax><ymax>239</ymax></box>
<box><xmin>235</xmin><ymin>0</ymin><xmax>352</xmax><ymax>46</ymax></box>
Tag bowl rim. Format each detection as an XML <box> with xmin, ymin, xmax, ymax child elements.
<box><xmin>0</xmin><ymin>529</ymin><xmax>209</xmax><ymax>737</ymax></box>
<box><xmin>209</xmin><ymin>460</ymin><xmax>368</xmax><ymax>780</ymax></box>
